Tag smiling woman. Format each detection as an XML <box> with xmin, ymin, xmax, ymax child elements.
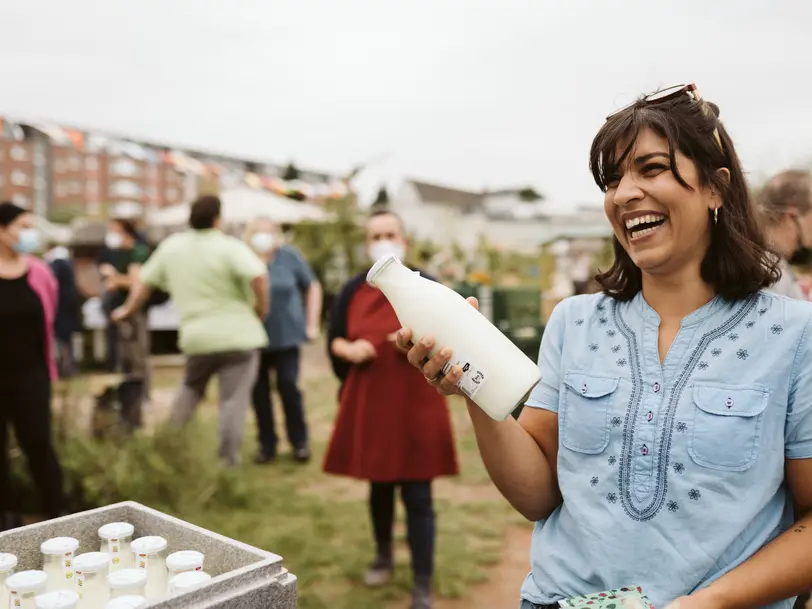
<box><xmin>394</xmin><ymin>83</ymin><xmax>812</xmax><ymax>609</ymax></box>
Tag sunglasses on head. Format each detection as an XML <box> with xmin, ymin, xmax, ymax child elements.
<box><xmin>607</xmin><ymin>83</ymin><xmax>723</xmax><ymax>150</ymax></box>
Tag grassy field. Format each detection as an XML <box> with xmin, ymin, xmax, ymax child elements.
<box><xmin>44</xmin><ymin>348</ymin><xmax>526</xmax><ymax>609</ymax></box>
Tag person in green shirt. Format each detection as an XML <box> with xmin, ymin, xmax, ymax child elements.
<box><xmin>100</xmin><ymin>218</ymin><xmax>152</xmax><ymax>429</ymax></box>
<box><xmin>112</xmin><ymin>196</ymin><xmax>270</xmax><ymax>466</ymax></box>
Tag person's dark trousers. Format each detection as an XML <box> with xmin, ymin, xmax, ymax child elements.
<box><xmin>251</xmin><ymin>348</ymin><xmax>309</xmax><ymax>456</ymax></box>
<box><xmin>369</xmin><ymin>481</ymin><xmax>435</xmax><ymax>578</ymax></box>
<box><xmin>105</xmin><ymin>322</ymin><xmax>119</xmax><ymax>372</ymax></box>
<box><xmin>118</xmin><ymin>380</ymin><xmax>144</xmax><ymax>431</ymax></box>
<box><xmin>0</xmin><ymin>368</ymin><xmax>64</xmax><ymax>526</ymax></box>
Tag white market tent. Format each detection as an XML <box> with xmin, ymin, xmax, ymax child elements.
<box><xmin>147</xmin><ymin>186</ymin><xmax>330</xmax><ymax>228</ymax></box>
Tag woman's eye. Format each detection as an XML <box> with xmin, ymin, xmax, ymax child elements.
<box><xmin>605</xmin><ymin>176</ymin><xmax>621</xmax><ymax>190</ymax></box>
<box><xmin>641</xmin><ymin>163</ymin><xmax>668</xmax><ymax>176</ymax></box>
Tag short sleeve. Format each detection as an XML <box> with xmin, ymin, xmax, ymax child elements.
<box><xmin>786</xmin><ymin>314</ymin><xmax>812</xmax><ymax>459</ymax></box>
<box><xmin>288</xmin><ymin>247</ymin><xmax>314</xmax><ymax>290</ymax></box>
<box><xmin>139</xmin><ymin>245</ymin><xmax>167</xmax><ymax>291</ymax></box>
<box><xmin>229</xmin><ymin>239</ymin><xmax>267</xmax><ymax>280</ymax></box>
<box><xmin>130</xmin><ymin>243</ymin><xmax>151</xmax><ymax>266</ymax></box>
<box><xmin>525</xmin><ymin>299</ymin><xmax>567</xmax><ymax>413</ymax></box>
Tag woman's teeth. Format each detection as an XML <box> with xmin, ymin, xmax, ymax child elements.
<box><xmin>624</xmin><ymin>214</ymin><xmax>666</xmax><ymax>230</ymax></box>
<box><xmin>625</xmin><ymin>214</ymin><xmax>667</xmax><ymax>240</ymax></box>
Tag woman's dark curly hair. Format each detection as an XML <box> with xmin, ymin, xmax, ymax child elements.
<box><xmin>589</xmin><ymin>87</ymin><xmax>780</xmax><ymax>301</ymax></box>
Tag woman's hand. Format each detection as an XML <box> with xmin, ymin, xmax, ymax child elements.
<box><xmin>344</xmin><ymin>339</ymin><xmax>377</xmax><ymax>364</ymax></box>
<box><xmin>394</xmin><ymin>297</ymin><xmax>478</xmax><ymax>397</ymax></box>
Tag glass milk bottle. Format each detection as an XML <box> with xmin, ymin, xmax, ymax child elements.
<box><xmin>165</xmin><ymin>551</ymin><xmax>203</xmax><ymax>591</ymax></box>
<box><xmin>40</xmin><ymin>538</ymin><xmax>80</xmax><ymax>591</ymax></box>
<box><xmin>73</xmin><ymin>553</ymin><xmax>111</xmax><ymax>609</ymax></box>
<box><xmin>34</xmin><ymin>590</ymin><xmax>80</xmax><ymax>609</ymax></box>
<box><xmin>129</xmin><ymin>537</ymin><xmax>167</xmax><ymax>600</ymax></box>
<box><xmin>366</xmin><ymin>255</ymin><xmax>542</xmax><ymax>420</ymax></box>
<box><xmin>98</xmin><ymin>523</ymin><xmax>134</xmax><ymax>571</ymax></box>
<box><xmin>104</xmin><ymin>596</ymin><xmax>147</xmax><ymax>609</ymax></box>
<box><xmin>106</xmin><ymin>570</ymin><xmax>147</xmax><ymax>600</ymax></box>
<box><xmin>167</xmin><ymin>571</ymin><xmax>211</xmax><ymax>595</ymax></box>
<box><xmin>5</xmin><ymin>570</ymin><xmax>48</xmax><ymax>609</ymax></box>
<box><xmin>1</xmin><ymin>553</ymin><xmax>19</xmax><ymax>609</ymax></box>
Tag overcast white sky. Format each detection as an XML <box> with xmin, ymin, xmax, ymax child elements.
<box><xmin>2</xmin><ymin>0</ymin><xmax>811</xmax><ymax>207</ymax></box>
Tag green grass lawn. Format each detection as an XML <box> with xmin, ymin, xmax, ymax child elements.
<box><xmin>44</xmin><ymin>367</ymin><xmax>524</xmax><ymax>609</ymax></box>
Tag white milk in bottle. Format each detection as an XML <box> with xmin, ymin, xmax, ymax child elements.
<box><xmin>1</xmin><ymin>553</ymin><xmax>19</xmax><ymax>609</ymax></box>
<box><xmin>34</xmin><ymin>590</ymin><xmax>80</xmax><ymax>609</ymax></box>
<box><xmin>129</xmin><ymin>537</ymin><xmax>167</xmax><ymax>601</ymax></box>
<box><xmin>104</xmin><ymin>597</ymin><xmax>147</xmax><ymax>609</ymax></box>
<box><xmin>106</xmin><ymin>569</ymin><xmax>147</xmax><ymax>600</ymax></box>
<box><xmin>40</xmin><ymin>538</ymin><xmax>80</xmax><ymax>591</ymax></box>
<box><xmin>98</xmin><ymin>523</ymin><xmax>134</xmax><ymax>571</ymax></box>
<box><xmin>73</xmin><ymin>552</ymin><xmax>111</xmax><ymax>609</ymax></box>
<box><xmin>167</xmin><ymin>571</ymin><xmax>211</xmax><ymax>595</ymax></box>
<box><xmin>5</xmin><ymin>570</ymin><xmax>48</xmax><ymax>609</ymax></box>
<box><xmin>366</xmin><ymin>255</ymin><xmax>541</xmax><ymax>420</ymax></box>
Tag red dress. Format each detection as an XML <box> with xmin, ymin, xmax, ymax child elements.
<box><xmin>323</xmin><ymin>283</ymin><xmax>459</xmax><ymax>482</ymax></box>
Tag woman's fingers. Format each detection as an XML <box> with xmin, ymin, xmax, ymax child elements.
<box><xmin>466</xmin><ymin>296</ymin><xmax>479</xmax><ymax>310</ymax></box>
<box><xmin>437</xmin><ymin>365</ymin><xmax>462</xmax><ymax>395</ymax></box>
<box><xmin>406</xmin><ymin>335</ymin><xmax>434</xmax><ymax>369</ymax></box>
<box><xmin>421</xmin><ymin>347</ymin><xmax>452</xmax><ymax>381</ymax></box>
<box><xmin>394</xmin><ymin>328</ymin><xmax>414</xmax><ymax>354</ymax></box>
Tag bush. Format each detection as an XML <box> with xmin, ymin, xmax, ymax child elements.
<box><xmin>10</xmin><ymin>421</ymin><xmax>254</xmax><ymax>516</ymax></box>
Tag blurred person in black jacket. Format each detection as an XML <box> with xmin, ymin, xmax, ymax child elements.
<box><xmin>45</xmin><ymin>243</ymin><xmax>83</xmax><ymax>378</ymax></box>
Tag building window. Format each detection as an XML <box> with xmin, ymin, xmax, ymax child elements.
<box><xmin>110</xmin><ymin>158</ymin><xmax>140</xmax><ymax>178</ymax></box>
<box><xmin>11</xmin><ymin>193</ymin><xmax>29</xmax><ymax>208</ymax></box>
<box><xmin>68</xmin><ymin>155</ymin><xmax>82</xmax><ymax>171</ymax></box>
<box><xmin>54</xmin><ymin>158</ymin><xmax>66</xmax><ymax>173</ymax></box>
<box><xmin>11</xmin><ymin>169</ymin><xmax>31</xmax><ymax>187</ymax></box>
<box><xmin>10</xmin><ymin>145</ymin><xmax>28</xmax><ymax>161</ymax></box>
<box><xmin>55</xmin><ymin>182</ymin><xmax>70</xmax><ymax>197</ymax></box>
<box><xmin>69</xmin><ymin>181</ymin><xmax>83</xmax><ymax>195</ymax></box>
<box><xmin>85</xmin><ymin>156</ymin><xmax>99</xmax><ymax>171</ymax></box>
<box><xmin>109</xmin><ymin>180</ymin><xmax>143</xmax><ymax>198</ymax></box>
<box><xmin>87</xmin><ymin>180</ymin><xmax>99</xmax><ymax>195</ymax></box>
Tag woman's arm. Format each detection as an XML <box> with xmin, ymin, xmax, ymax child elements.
<box><xmin>305</xmin><ymin>280</ymin><xmax>323</xmax><ymax>337</ymax></box>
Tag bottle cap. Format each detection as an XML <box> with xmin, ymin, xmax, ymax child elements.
<box><xmin>73</xmin><ymin>552</ymin><xmax>111</xmax><ymax>573</ymax></box>
<box><xmin>0</xmin><ymin>552</ymin><xmax>18</xmax><ymax>572</ymax></box>
<box><xmin>98</xmin><ymin>522</ymin><xmax>134</xmax><ymax>540</ymax></box>
<box><xmin>366</xmin><ymin>253</ymin><xmax>400</xmax><ymax>285</ymax></box>
<box><xmin>34</xmin><ymin>590</ymin><xmax>80</xmax><ymax>609</ymax></box>
<box><xmin>5</xmin><ymin>570</ymin><xmax>48</xmax><ymax>592</ymax></box>
<box><xmin>166</xmin><ymin>550</ymin><xmax>204</xmax><ymax>572</ymax></box>
<box><xmin>168</xmin><ymin>570</ymin><xmax>212</xmax><ymax>593</ymax></box>
<box><xmin>107</xmin><ymin>568</ymin><xmax>147</xmax><ymax>590</ymax></box>
<box><xmin>104</xmin><ymin>596</ymin><xmax>148</xmax><ymax>609</ymax></box>
<box><xmin>40</xmin><ymin>537</ymin><xmax>80</xmax><ymax>556</ymax></box>
<box><xmin>130</xmin><ymin>535</ymin><xmax>167</xmax><ymax>555</ymax></box>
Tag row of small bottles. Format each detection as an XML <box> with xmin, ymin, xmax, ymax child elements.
<box><xmin>1</xmin><ymin>522</ymin><xmax>211</xmax><ymax>609</ymax></box>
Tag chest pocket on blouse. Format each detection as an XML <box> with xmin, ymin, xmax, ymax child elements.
<box><xmin>560</xmin><ymin>373</ymin><xmax>619</xmax><ymax>454</ymax></box>
<box><xmin>689</xmin><ymin>383</ymin><xmax>769</xmax><ymax>472</ymax></box>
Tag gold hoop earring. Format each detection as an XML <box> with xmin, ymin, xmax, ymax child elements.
<box><xmin>714</xmin><ymin>208</ymin><xmax>719</xmax><ymax>225</ymax></box>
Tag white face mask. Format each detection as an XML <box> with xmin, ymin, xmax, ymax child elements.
<box><xmin>250</xmin><ymin>232</ymin><xmax>275</xmax><ymax>253</ymax></box>
<box><xmin>105</xmin><ymin>232</ymin><xmax>124</xmax><ymax>250</ymax></box>
<box><xmin>368</xmin><ymin>239</ymin><xmax>406</xmax><ymax>263</ymax></box>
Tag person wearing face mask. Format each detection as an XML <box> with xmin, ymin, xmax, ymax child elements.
<box><xmin>758</xmin><ymin>170</ymin><xmax>812</xmax><ymax>300</ymax></box>
<box><xmin>323</xmin><ymin>209</ymin><xmax>458</xmax><ymax>609</ymax></box>
<box><xmin>0</xmin><ymin>202</ymin><xmax>65</xmax><ymax>530</ymax></box>
<box><xmin>243</xmin><ymin>217</ymin><xmax>322</xmax><ymax>464</ymax></box>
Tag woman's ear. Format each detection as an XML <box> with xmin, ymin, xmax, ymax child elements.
<box><xmin>716</xmin><ymin>167</ymin><xmax>731</xmax><ymax>185</ymax></box>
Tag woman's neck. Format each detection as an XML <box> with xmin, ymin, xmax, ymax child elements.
<box><xmin>641</xmin><ymin>269</ymin><xmax>716</xmax><ymax>323</ymax></box>
<box><xmin>0</xmin><ymin>246</ymin><xmax>20</xmax><ymax>264</ymax></box>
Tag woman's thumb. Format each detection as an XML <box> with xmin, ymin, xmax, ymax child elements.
<box><xmin>466</xmin><ymin>296</ymin><xmax>479</xmax><ymax>310</ymax></box>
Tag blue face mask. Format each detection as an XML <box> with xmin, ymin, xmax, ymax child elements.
<box><xmin>13</xmin><ymin>228</ymin><xmax>41</xmax><ymax>254</ymax></box>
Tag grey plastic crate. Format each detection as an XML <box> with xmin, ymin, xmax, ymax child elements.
<box><xmin>0</xmin><ymin>501</ymin><xmax>297</xmax><ymax>608</ymax></box>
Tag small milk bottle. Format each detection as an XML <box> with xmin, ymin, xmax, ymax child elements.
<box><xmin>104</xmin><ymin>596</ymin><xmax>147</xmax><ymax>609</ymax></box>
<box><xmin>40</xmin><ymin>538</ymin><xmax>80</xmax><ymax>591</ymax></box>
<box><xmin>167</xmin><ymin>571</ymin><xmax>211</xmax><ymax>595</ymax></box>
<box><xmin>34</xmin><ymin>590</ymin><xmax>80</xmax><ymax>609</ymax></box>
<box><xmin>98</xmin><ymin>523</ymin><xmax>134</xmax><ymax>571</ymax></box>
<box><xmin>129</xmin><ymin>537</ymin><xmax>167</xmax><ymax>600</ymax></box>
<box><xmin>165</xmin><ymin>551</ymin><xmax>203</xmax><ymax>592</ymax></box>
<box><xmin>1</xmin><ymin>553</ymin><xmax>19</xmax><ymax>609</ymax></box>
<box><xmin>5</xmin><ymin>570</ymin><xmax>48</xmax><ymax>609</ymax></box>
<box><xmin>73</xmin><ymin>553</ymin><xmax>111</xmax><ymax>609</ymax></box>
<box><xmin>106</xmin><ymin>570</ymin><xmax>147</xmax><ymax>600</ymax></box>
<box><xmin>366</xmin><ymin>255</ymin><xmax>542</xmax><ymax>420</ymax></box>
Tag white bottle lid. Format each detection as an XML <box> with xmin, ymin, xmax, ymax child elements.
<box><xmin>73</xmin><ymin>552</ymin><xmax>111</xmax><ymax>573</ymax></box>
<box><xmin>104</xmin><ymin>596</ymin><xmax>148</xmax><ymax>609</ymax></box>
<box><xmin>98</xmin><ymin>522</ymin><xmax>135</xmax><ymax>540</ymax></box>
<box><xmin>366</xmin><ymin>253</ymin><xmax>400</xmax><ymax>284</ymax></box>
<box><xmin>34</xmin><ymin>590</ymin><xmax>80</xmax><ymax>609</ymax></box>
<box><xmin>130</xmin><ymin>536</ymin><xmax>167</xmax><ymax>555</ymax></box>
<box><xmin>168</xmin><ymin>570</ymin><xmax>211</xmax><ymax>593</ymax></box>
<box><xmin>0</xmin><ymin>552</ymin><xmax>18</xmax><ymax>572</ymax></box>
<box><xmin>5</xmin><ymin>569</ymin><xmax>48</xmax><ymax>592</ymax></box>
<box><xmin>107</xmin><ymin>568</ymin><xmax>147</xmax><ymax>590</ymax></box>
<box><xmin>166</xmin><ymin>550</ymin><xmax>204</xmax><ymax>572</ymax></box>
<box><xmin>40</xmin><ymin>537</ymin><xmax>80</xmax><ymax>556</ymax></box>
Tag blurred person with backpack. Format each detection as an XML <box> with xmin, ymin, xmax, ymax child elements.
<box><xmin>0</xmin><ymin>202</ymin><xmax>64</xmax><ymax>529</ymax></box>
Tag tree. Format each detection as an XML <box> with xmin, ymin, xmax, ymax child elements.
<box><xmin>282</xmin><ymin>162</ymin><xmax>300</xmax><ymax>181</ymax></box>
<box><xmin>372</xmin><ymin>186</ymin><xmax>390</xmax><ymax>207</ymax></box>
<box><xmin>518</xmin><ymin>187</ymin><xmax>542</xmax><ymax>202</ymax></box>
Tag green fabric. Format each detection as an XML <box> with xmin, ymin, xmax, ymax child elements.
<box><xmin>110</xmin><ymin>242</ymin><xmax>152</xmax><ymax>308</ymax></box>
<box><xmin>140</xmin><ymin>230</ymin><xmax>269</xmax><ymax>355</ymax></box>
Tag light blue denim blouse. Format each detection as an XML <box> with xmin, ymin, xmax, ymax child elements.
<box><xmin>520</xmin><ymin>290</ymin><xmax>812</xmax><ymax>609</ymax></box>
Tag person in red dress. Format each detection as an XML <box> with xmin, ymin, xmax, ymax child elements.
<box><xmin>324</xmin><ymin>209</ymin><xmax>459</xmax><ymax>609</ymax></box>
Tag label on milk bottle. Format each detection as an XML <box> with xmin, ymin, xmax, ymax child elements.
<box><xmin>137</xmin><ymin>553</ymin><xmax>149</xmax><ymax>570</ymax></box>
<box><xmin>76</xmin><ymin>570</ymin><xmax>85</xmax><ymax>598</ymax></box>
<box><xmin>64</xmin><ymin>550</ymin><xmax>74</xmax><ymax>581</ymax></box>
<box><xmin>110</xmin><ymin>538</ymin><xmax>121</xmax><ymax>565</ymax></box>
<box><xmin>442</xmin><ymin>352</ymin><xmax>486</xmax><ymax>399</ymax></box>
